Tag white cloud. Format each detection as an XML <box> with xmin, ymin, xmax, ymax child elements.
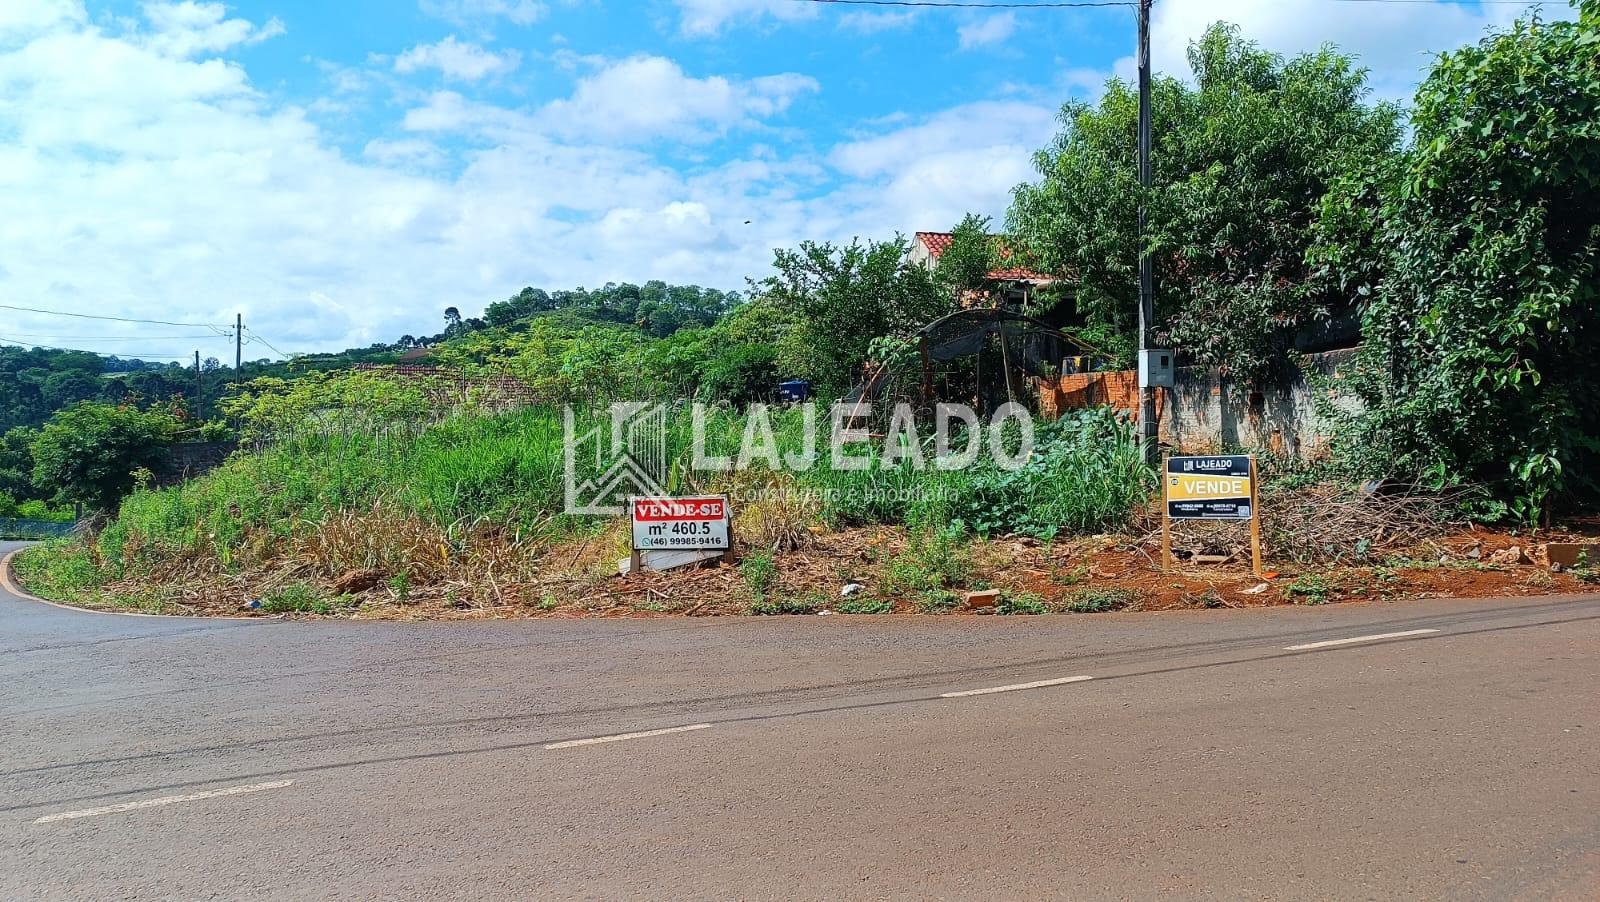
<box><xmin>139</xmin><ymin>1</ymin><xmax>284</xmax><ymax>58</ymax></box>
<box><xmin>829</xmin><ymin>100</ymin><xmax>1057</xmax><ymax>234</ymax></box>
<box><xmin>395</xmin><ymin>35</ymin><xmax>519</xmax><ymax>81</ymax></box>
<box><xmin>0</xmin><ymin>9</ymin><xmax>1051</xmax><ymax>353</ymax></box>
<box><xmin>1147</xmin><ymin>0</ymin><xmax>1567</xmax><ymax>101</ymax></box>
<box><xmin>418</xmin><ymin>0</ymin><xmax>544</xmax><ymax>28</ymax></box>
<box><xmin>0</xmin><ymin>0</ymin><xmax>85</xmax><ymax>41</ymax></box>
<box><xmin>536</xmin><ymin>55</ymin><xmax>818</xmax><ymax>142</ymax></box>
<box><xmin>673</xmin><ymin>0</ymin><xmax>816</xmax><ymax>37</ymax></box>
<box><xmin>957</xmin><ymin>12</ymin><xmax>1016</xmax><ymax>50</ymax></box>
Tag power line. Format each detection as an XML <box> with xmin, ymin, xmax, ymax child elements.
<box><xmin>0</xmin><ymin>332</ymin><xmax>221</xmax><ymax>342</ymax></box>
<box><xmin>0</xmin><ymin>302</ymin><xmax>231</xmax><ymax>332</ymax></box>
<box><xmin>242</xmin><ymin>326</ymin><xmax>292</xmax><ymax>360</ymax></box>
<box><xmin>787</xmin><ymin>0</ymin><xmax>1135</xmax><ymax>7</ymax></box>
<box><xmin>0</xmin><ymin>336</ymin><xmax>189</xmax><ymax>360</ymax></box>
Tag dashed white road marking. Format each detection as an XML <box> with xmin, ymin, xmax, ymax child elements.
<box><xmin>1285</xmin><ymin>629</ymin><xmax>1440</xmax><ymax>651</ymax></box>
<box><xmin>940</xmin><ymin>675</ymin><xmax>1094</xmax><ymax>698</ymax></box>
<box><xmin>33</xmin><ymin>780</ymin><xmax>294</xmax><ymax>824</ymax></box>
<box><xmin>544</xmin><ymin>723</ymin><xmax>712</xmax><ymax>750</ymax></box>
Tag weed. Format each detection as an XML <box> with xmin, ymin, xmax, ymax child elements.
<box><xmin>749</xmin><ymin>593</ymin><xmax>819</xmax><ymax>615</ymax></box>
<box><xmin>835</xmin><ymin>595</ymin><xmax>894</xmax><ymax>614</ymax></box>
<box><xmin>1573</xmin><ymin>550</ymin><xmax>1600</xmax><ymax>585</ymax></box>
<box><xmin>880</xmin><ymin>531</ymin><xmax>972</xmax><ymax>598</ymax></box>
<box><xmin>537</xmin><ymin>593</ymin><xmax>561</xmax><ymax>610</ymax></box>
<box><xmin>1285</xmin><ymin>572</ymin><xmax>1337</xmax><ymax>605</ymax></box>
<box><xmin>1057</xmin><ymin>588</ymin><xmax>1137</xmax><ymax>613</ymax></box>
<box><xmin>389</xmin><ymin>570</ymin><xmax>411</xmax><ymax>602</ymax></box>
<box><xmin>260</xmin><ymin>582</ymin><xmax>351</xmax><ymax>615</ymax></box>
<box><xmin>914</xmin><ymin>589</ymin><xmax>961</xmax><ymax>613</ymax></box>
<box><xmin>996</xmin><ymin>591</ymin><xmax>1049</xmax><ymax>615</ymax></box>
<box><xmin>741</xmin><ymin>550</ymin><xmax>777</xmax><ymax>600</ymax></box>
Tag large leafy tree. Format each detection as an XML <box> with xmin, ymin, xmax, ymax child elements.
<box><xmin>1315</xmin><ymin>1</ymin><xmax>1600</xmax><ymax>518</ymax></box>
<box><xmin>1008</xmin><ymin>23</ymin><xmax>1401</xmax><ymax>382</ymax></box>
<box><xmin>31</xmin><ymin>402</ymin><xmax>182</xmax><ymax>512</ymax></box>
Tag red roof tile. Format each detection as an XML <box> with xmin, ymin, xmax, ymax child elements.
<box><xmin>914</xmin><ymin>231</ymin><xmax>1056</xmax><ymax>283</ymax></box>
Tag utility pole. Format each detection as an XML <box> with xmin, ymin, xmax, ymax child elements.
<box><xmin>1135</xmin><ymin>0</ymin><xmax>1159</xmax><ymax>465</ymax></box>
<box><xmin>194</xmin><ymin>350</ymin><xmax>203</xmax><ymax>420</ymax></box>
<box><xmin>235</xmin><ymin>313</ymin><xmax>243</xmax><ymax>375</ymax></box>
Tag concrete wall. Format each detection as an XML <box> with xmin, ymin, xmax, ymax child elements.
<box><xmin>1036</xmin><ymin>348</ymin><xmax>1359</xmax><ymax>458</ymax></box>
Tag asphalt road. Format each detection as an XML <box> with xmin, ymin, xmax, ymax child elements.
<box><xmin>2</xmin><ymin>539</ymin><xmax>1597</xmax><ymax>900</ymax></box>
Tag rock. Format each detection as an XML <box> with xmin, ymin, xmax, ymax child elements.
<box><xmin>840</xmin><ymin>582</ymin><xmax>865</xmax><ymax>598</ymax></box>
<box><xmin>963</xmin><ymin>589</ymin><xmax>1002</xmax><ymax>610</ymax></box>
<box><xmin>1464</xmin><ymin>544</ymin><xmax>1482</xmax><ymax>560</ymax></box>
<box><xmin>331</xmin><ymin>568</ymin><xmax>384</xmax><ymax>594</ymax></box>
<box><xmin>1487</xmin><ymin>545</ymin><xmax>1529</xmax><ymax>566</ymax></box>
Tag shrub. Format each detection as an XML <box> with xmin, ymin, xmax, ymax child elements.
<box><xmin>749</xmin><ymin>593</ymin><xmax>819</xmax><ymax>615</ymax></box>
<box><xmin>1057</xmin><ymin>588</ymin><xmax>1138</xmax><ymax>613</ymax></box>
<box><xmin>996</xmin><ymin>591</ymin><xmax>1049</xmax><ymax>615</ymax></box>
<box><xmin>740</xmin><ymin>550</ymin><xmax>777</xmax><ymax>600</ymax></box>
<box><xmin>834</xmin><ymin>595</ymin><xmax>894</xmax><ymax>614</ymax></box>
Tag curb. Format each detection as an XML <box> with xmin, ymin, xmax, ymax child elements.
<box><xmin>0</xmin><ymin>547</ymin><xmax>256</xmax><ymax>621</ymax></box>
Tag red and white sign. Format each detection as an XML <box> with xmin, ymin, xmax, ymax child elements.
<box><xmin>630</xmin><ymin>495</ymin><xmax>730</xmax><ymax>551</ymax></box>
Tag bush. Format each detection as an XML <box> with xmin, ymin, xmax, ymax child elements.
<box><xmin>748</xmin><ymin>593</ymin><xmax>819</xmax><ymax>615</ymax></box>
<box><xmin>1056</xmin><ymin>588</ymin><xmax>1138</xmax><ymax>613</ymax></box>
<box><xmin>700</xmin><ymin>344</ymin><xmax>779</xmax><ymax>404</ymax></box>
<box><xmin>834</xmin><ymin>595</ymin><xmax>894</xmax><ymax>614</ymax></box>
<box><xmin>996</xmin><ymin>591</ymin><xmax>1049</xmax><ymax>615</ymax></box>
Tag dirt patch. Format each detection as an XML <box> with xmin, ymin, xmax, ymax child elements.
<box><xmin>56</xmin><ymin>521</ymin><xmax>1597</xmax><ymax>620</ymax></box>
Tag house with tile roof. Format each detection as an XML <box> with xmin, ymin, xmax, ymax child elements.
<box><xmin>909</xmin><ymin>231</ymin><xmax>1059</xmax><ymax>309</ymax></box>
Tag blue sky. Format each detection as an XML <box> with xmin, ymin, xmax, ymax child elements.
<box><xmin>0</xmin><ymin>0</ymin><xmax>1551</xmax><ymax>359</ymax></box>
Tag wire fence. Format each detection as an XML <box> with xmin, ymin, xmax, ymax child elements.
<box><xmin>0</xmin><ymin>519</ymin><xmax>79</xmax><ymax>540</ymax></box>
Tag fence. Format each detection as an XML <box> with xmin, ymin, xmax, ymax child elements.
<box><xmin>0</xmin><ymin>519</ymin><xmax>78</xmax><ymax>540</ymax></box>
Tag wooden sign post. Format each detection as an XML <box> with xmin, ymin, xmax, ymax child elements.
<box><xmin>1162</xmin><ymin>454</ymin><xmax>1263</xmax><ymax>578</ymax></box>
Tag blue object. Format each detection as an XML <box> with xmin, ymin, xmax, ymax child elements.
<box><xmin>777</xmin><ymin>379</ymin><xmax>812</xmax><ymax>403</ymax></box>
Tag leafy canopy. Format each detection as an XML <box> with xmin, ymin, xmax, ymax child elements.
<box><xmin>1315</xmin><ymin>1</ymin><xmax>1600</xmax><ymax>518</ymax></box>
<box><xmin>1008</xmin><ymin>23</ymin><xmax>1401</xmax><ymax>381</ymax></box>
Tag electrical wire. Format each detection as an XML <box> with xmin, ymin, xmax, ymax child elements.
<box><xmin>0</xmin><ymin>302</ymin><xmax>231</xmax><ymax>332</ymax></box>
<box><xmin>0</xmin><ymin>332</ymin><xmax>217</xmax><ymax>342</ymax></box>
<box><xmin>0</xmin><ymin>335</ymin><xmax>189</xmax><ymax>360</ymax></box>
<box><xmin>241</xmin><ymin>326</ymin><xmax>293</xmax><ymax>360</ymax></box>
<box><xmin>786</xmin><ymin>0</ymin><xmax>1135</xmax><ymax>7</ymax></box>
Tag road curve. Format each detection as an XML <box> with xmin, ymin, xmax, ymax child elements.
<box><xmin>2</xmin><ymin>539</ymin><xmax>1598</xmax><ymax>900</ymax></box>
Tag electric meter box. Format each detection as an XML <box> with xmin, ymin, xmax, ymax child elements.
<box><xmin>1139</xmin><ymin>349</ymin><xmax>1175</xmax><ymax>388</ymax></box>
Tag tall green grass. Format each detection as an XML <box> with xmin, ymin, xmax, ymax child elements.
<box><xmin>87</xmin><ymin>401</ymin><xmax>1153</xmax><ymax>585</ymax></box>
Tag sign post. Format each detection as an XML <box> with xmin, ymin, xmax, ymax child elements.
<box><xmin>624</xmin><ymin>495</ymin><xmax>733</xmax><ymax>574</ymax></box>
<box><xmin>1162</xmin><ymin>454</ymin><xmax>1262</xmax><ymax>577</ymax></box>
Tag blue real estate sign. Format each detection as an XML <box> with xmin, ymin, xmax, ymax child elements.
<box><xmin>1166</xmin><ymin>455</ymin><xmax>1254</xmax><ymax>520</ymax></box>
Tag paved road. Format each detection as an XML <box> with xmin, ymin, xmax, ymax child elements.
<box><xmin>1</xmin><ymin>539</ymin><xmax>1597</xmax><ymax>900</ymax></box>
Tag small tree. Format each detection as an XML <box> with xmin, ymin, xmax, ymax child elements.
<box><xmin>31</xmin><ymin>402</ymin><xmax>181</xmax><ymax>512</ymax></box>
<box><xmin>934</xmin><ymin>214</ymin><xmax>1000</xmax><ymax>300</ymax></box>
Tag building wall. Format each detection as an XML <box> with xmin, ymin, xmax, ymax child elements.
<box><xmin>1035</xmin><ymin>348</ymin><xmax>1359</xmax><ymax>457</ymax></box>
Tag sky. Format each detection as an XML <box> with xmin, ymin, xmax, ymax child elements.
<box><xmin>0</xmin><ymin>0</ymin><xmax>1556</xmax><ymax>360</ymax></box>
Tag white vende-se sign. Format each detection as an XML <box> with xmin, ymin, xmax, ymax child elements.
<box><xmin>630</xmin><ymin>495</ymin><xmax>730</xmax><ymax>551</ymax></box>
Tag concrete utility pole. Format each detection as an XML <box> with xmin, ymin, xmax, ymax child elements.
<box><xmin>1135</xmin><ymin>0</ymin><xmax>1159</xmax><ymax>464</ymax></box>
<box><xmin>235</xmin><ymin>313</ymin><xmax>243</xmax><ymax>374</ymax></box>
<box><xmin>194</xmin><ymin>349</ymin><xmax>202</xmax><ymax>419</ymax></box>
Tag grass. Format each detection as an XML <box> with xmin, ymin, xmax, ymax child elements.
<box><xmin>27</xmin><ymin>400</ymin><xmax>1158</xmax><ymax>612</ymax></box>
<box><xmin>259</xmin><ymin>582</ymin><xmax>356</xmax><ymax>615</ymax></box>
<box><xmin>1056</xmin><ymin>588</ymin><xmax>1138</xmax><ymax>613</ymax></box>
<box><xmin>995</xmin><ymin>591</ymin><xmax>1049</xmax><ymax>615</ymax></box>
<box><xmin>748</xmin><ymin>593</ymin><xmax>819</xmax><ymax>615</ymax></box>
<box><xmin>834</xmin><ymin>595</ymin><xmax>894</xmax><ymax>614</ymax></box>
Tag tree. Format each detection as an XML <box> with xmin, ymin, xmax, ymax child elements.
<box><xmin>757</xmin><ymin>237</ymin><xmax>947</xmax><ymax>395</ymax></box>
<box><xmin>1314</xmin><ymin>1</ymin><xmax>1600</xmax><ymax>518</ymax></box>
<box><xmin>700</xmin><ymin>344</ymin><xmax>780</xmax><ymax>404</ymax></box>
<box><xmin>1008</xmin><ymin>23</ymin><xmax>1401</xmax><ymax>381</ymax></box>
<box><xmin>31</xmin><ymin>402</ymin><xmax>181</xmax><ymax>512</ymax></box>
<box><xmin>934</xmin><ymin>214</ymin><xmax>1000</xmax><ymax>300</ymax></box>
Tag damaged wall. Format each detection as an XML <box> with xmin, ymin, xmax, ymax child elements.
<box><xmin>1035</xmin><ymin>348</ymin><xmax>1359</xmax><ymax>457</ymax></box>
